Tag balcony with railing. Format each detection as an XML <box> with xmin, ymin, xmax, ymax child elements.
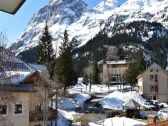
<box><xmin>29</xmin><ymin>109</ymin><xmax>57</xmax><ymax>122</ymax></box>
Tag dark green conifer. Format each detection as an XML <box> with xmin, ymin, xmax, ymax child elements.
<box><xmin>37</xmin><ymin>22</ymin><xmax>55</xmax><ymax>78</ymax></box>
<box><xmin>56</xmin><ymin>30</ymin><xmax>76</xmax><ymax>95</ymax></box>
<box><xmin>125</xmin><ymin>51</ymin><xmax>146</xmax><ymax>88</ymax></box>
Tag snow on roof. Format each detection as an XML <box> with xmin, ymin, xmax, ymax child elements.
<box><xmin>89</xmin><ymin>117</ymin><xmax>146</xmax><ymax>126</ymax></box>
<box><xmin>0</xmin><ymin>71</ymin><xmax>32</xmax><ymax>85</ymax></box>
<box><xmin>78</xmin><ymin>77</ymin><xmax>83</xmax><ymax>82</ymax></box>
<box><xmin>73</xmin><ymin>93</ymin><xmax>91</xmax><ymax>104</ymax></box>
<box><xmin>98</xmin><ymin>60</ymin><xmax>128</xmax><ymax>65</ymax></box>
<box><xmin>58</xmin><ymin>97</ymin><xmax>80</xmax><ymax>110</ymax></box>
<box><xmin>28</xmin><ymin>63</ymin><xmax>50</xmax><ymax>78</ymax></box>
<box><xmin>99</xmin><ymin>91</ymin><xmax>146</xmax><ymax>110</ymax></box>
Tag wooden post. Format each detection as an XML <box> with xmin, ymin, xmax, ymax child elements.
<box><xmin>89</xmin><ymin>74</ymin><xmax>92</xmax><ymax>92</ymax></box>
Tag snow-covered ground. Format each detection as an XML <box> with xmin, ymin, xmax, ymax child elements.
<box><xmin>89</xmin><ymin>117</ymin><xmax>146</xmax><ymax>126</ymax></box>
<box><xmin>57</xmin><ymin>97</ymin><xmax>80</xmax><ymax>110</ymax></box>
<box><xmin>55</xmin><ymin>84</ymin><xmax>150</xmax><ymax>126</ymax></box>
<box><xmin>99</xmin><ymin>91</ymin><xmax>146</xmax><ymax>110</ymax></box>
<box><xmin>69</xmin><ymin>83</ymin><xmax>131</xmax><ymax>94</ymax></box>
<box><xmin>58</xmin><ymin>109</ymin><xmax>83</xmax><ymax>121</ymax></box>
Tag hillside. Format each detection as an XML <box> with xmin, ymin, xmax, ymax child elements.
<box><xmin>9</xmin><ymin>0</ymin><xmax>168</xmax><ymax>74</ymax></box>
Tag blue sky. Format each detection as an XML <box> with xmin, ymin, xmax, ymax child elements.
<box><xmin>0</xmin><ymin>0</ymin><xmax>125</xmax><ymax>45</ymax></box>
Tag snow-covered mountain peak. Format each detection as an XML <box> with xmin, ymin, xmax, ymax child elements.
<box><xmin>49</xmin><ymin>0</ymin><xmax>85</xmax><ymax>5</ymax></box>
<box><xmin>10</xmin><ymin>0</ymin><xmax>168</xmax><ymax>56</ymax></box>
<box><xmin>120</xmin><ymin>0</ymin><xmax>165</xmax><ymax>11</ymax></box>
<box><xmin>94</xmin><ymin>0</ymin><xmax>119</xmax><ymax>12</ymax></box>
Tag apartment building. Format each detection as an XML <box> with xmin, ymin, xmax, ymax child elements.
<box><xmin>137</xmin><ymin>63</ymin><xmax>168</xmax><ymax>103</ymax></box>
<box><xmin>98</xmin><ymin>60</ymin><xmax>129</xmax><ymax>84</ymax></box>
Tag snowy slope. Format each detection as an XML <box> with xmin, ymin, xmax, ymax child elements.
<box><xmin>94</xmin><ymin>0</ymin><xmax>119</xmax><ymax>12</ymax></box>
<box><xmin>10</xmin><ymin>0</ymin><xmax>168</xmax><ymax>55</ymax></box>
<box><xmin>109</xmin><ymin>0</ymin><xmax>168</xmax><ymax>26</ymax></box>
<box><xmin>10</xmin><ymin>0</ymin><xmax>119</xmax><ymax>55</ymax></box>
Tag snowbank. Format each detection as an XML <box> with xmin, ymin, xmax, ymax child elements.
<box><xmin>69</xmin><ymin>84</ymin><xmax>131</xmax><ymax>94</ymax></box>
<box><xmin>58</xmin><ymin>109</ymin><xmax>83</xmax><ymax>121</ymax></box>
<box><xmin>99</xmin><ymin>91</ymin><xmax>146</xmax><ymax>110</ymax></box>
<box><xmin>89</xmin><ymin>117</ymin><xmax>146</xmax><ymax>126</ymax></box>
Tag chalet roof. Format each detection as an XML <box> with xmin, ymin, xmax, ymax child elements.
<box><xmin>0</xmin><ymin>47</ymin><xmax>52</xmax><ymax>91</ymax></box>
<box><xmin>28</xmin><ymin>63</ymin><xmax>50</xmax><ymax>78</ymax></box>
<box><xmin>98</xmin><ymin>60</ymin><xmax>128</xmax><ymax>65</ymax></box>
<box><xmin>149</xmin><ymin>63</ymin><xmax>161</xmax><ymax>69</ymax></box>
<box><xmin>21</xmin><ymin>71</ymin><xmax>54</xmax><ymax>87</ymax></box>
<box><xmin>124</xmin><ymin>99</ymin><xmax>141</xmax><ymax>109</ymax></box>
<box><xmin>0</xmin><ymin>47</ymin><xmax>32</xmax><ymax>72</ymax></box>
<box><xmin>0</xmin><ymin>47</ymin><xmax>23</xmax><ymax>63</ymax></box>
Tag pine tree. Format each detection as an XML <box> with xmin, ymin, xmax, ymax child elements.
<box><xmin>56</xmin><ymin>30</ymin><xmax>76</xmax><ymax>95</ymax></box>
<box><xmin>125</xmin><ymin>51</ymin><xmax>146</xmax><ymax>88</ymax></box>
<box><xmin>37</xmin><ymin>22</ymin><xmax>55</xmax><ymax>78</ymax></box>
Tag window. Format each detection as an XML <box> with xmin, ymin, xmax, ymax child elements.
<box><xmin>150</xmin><ymin>75</ymin><xmax>154</xmax><ymax>80</ymax></box>
<box><xmin>155</xmin><ymin>85</ymin><xmax>158</xmax><ymax>92</ymax></box>
<box><xmin>0</xmin><ymin>105</ymin><xmax>7</xmax><ymax>115</ymax></box>
<box><xmin>150</xmin><ymin>69</ymin><xmax>153</xmax><ymax>72</ymax></box>
<box><xmin>150</xmin><ymin>75</ymin><xmax>158</xmax><ymax>82</ymax></box>
<box><xmin>156</xmin><ymin>69</ymin><xmax>159</xmax><ymax>72</ymax></box>
<box><xmin>150</xmin><ymin>85</ymin><xmax>155</xmax><ymax>92</ymax></box>
<box><xmin>155</xmin><ymin>75</ymin><xmax>158</xmax><ymax>82</ymax></box>
<box><xmin>14</xmin><ymin>104</ymin><xmax>22</xmax><ymax>114</ymax></box>
<box><xmin>112</xmin><ymin>76</ymin><xmax>117</xmax><ymax>81</ymax></box>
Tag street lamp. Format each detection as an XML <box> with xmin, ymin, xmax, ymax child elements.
<box><xmin>0</xmin><ymin>0</ymin><xmax>25</xmax><ymax>14</ymax></box>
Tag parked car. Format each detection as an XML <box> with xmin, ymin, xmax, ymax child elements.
<box><xmin>143</xmin><ymin>102</ymin><xmax>155</xmax><ymax>109</ymax></box>
<box><xmin>158</xmin><ymin>103</ymin><xmax>168</xmax><ymax>108</ymax></box>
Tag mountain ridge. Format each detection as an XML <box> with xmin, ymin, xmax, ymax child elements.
<box><xmin>10</xmin><ymin>0</ymin><xmax>168</xmax><ymax>56</ymax></box>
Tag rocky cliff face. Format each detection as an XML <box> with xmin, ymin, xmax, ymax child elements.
<box><xmin>10</xmin><ymin>0</ymin><xmax>168</xmax><ymax>56</ymax></box>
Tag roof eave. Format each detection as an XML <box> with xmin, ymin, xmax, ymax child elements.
<box><xmin>0</xmin><ymin>0</ymin><xmax>25</xmax><ymax>14</ymax></box>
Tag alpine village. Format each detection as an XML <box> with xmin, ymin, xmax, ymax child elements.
<box><xmin>1</xmin><ymin>0</ymin><xmax>168</xmax><ymax>126</ymax></box>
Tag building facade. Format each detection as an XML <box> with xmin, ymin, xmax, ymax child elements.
<box><xmin>137</xmin><ymin>63</ymin><xmax>168</xmax><ymax>103</ymax></box>
<box><xmin>0</xmin><ymin>47</ymin><xmax>56</xmax><ymax>126</ymax></box>
<box><xmin>98</xmin><ymin>60</ymin><xmax>129</xmax><ymax>84</ymax></box>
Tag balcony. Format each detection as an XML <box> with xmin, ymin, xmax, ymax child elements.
<box><xmin>29</xmin><ymin>109</ymin><xmax>57</xmax><ymax>122</ymax></box>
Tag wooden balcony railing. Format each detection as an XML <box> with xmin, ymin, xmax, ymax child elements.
<box><xmin>29</xmin><ymin>109</ymin><xmax>57</xmax><ymax>122</ymax></box>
